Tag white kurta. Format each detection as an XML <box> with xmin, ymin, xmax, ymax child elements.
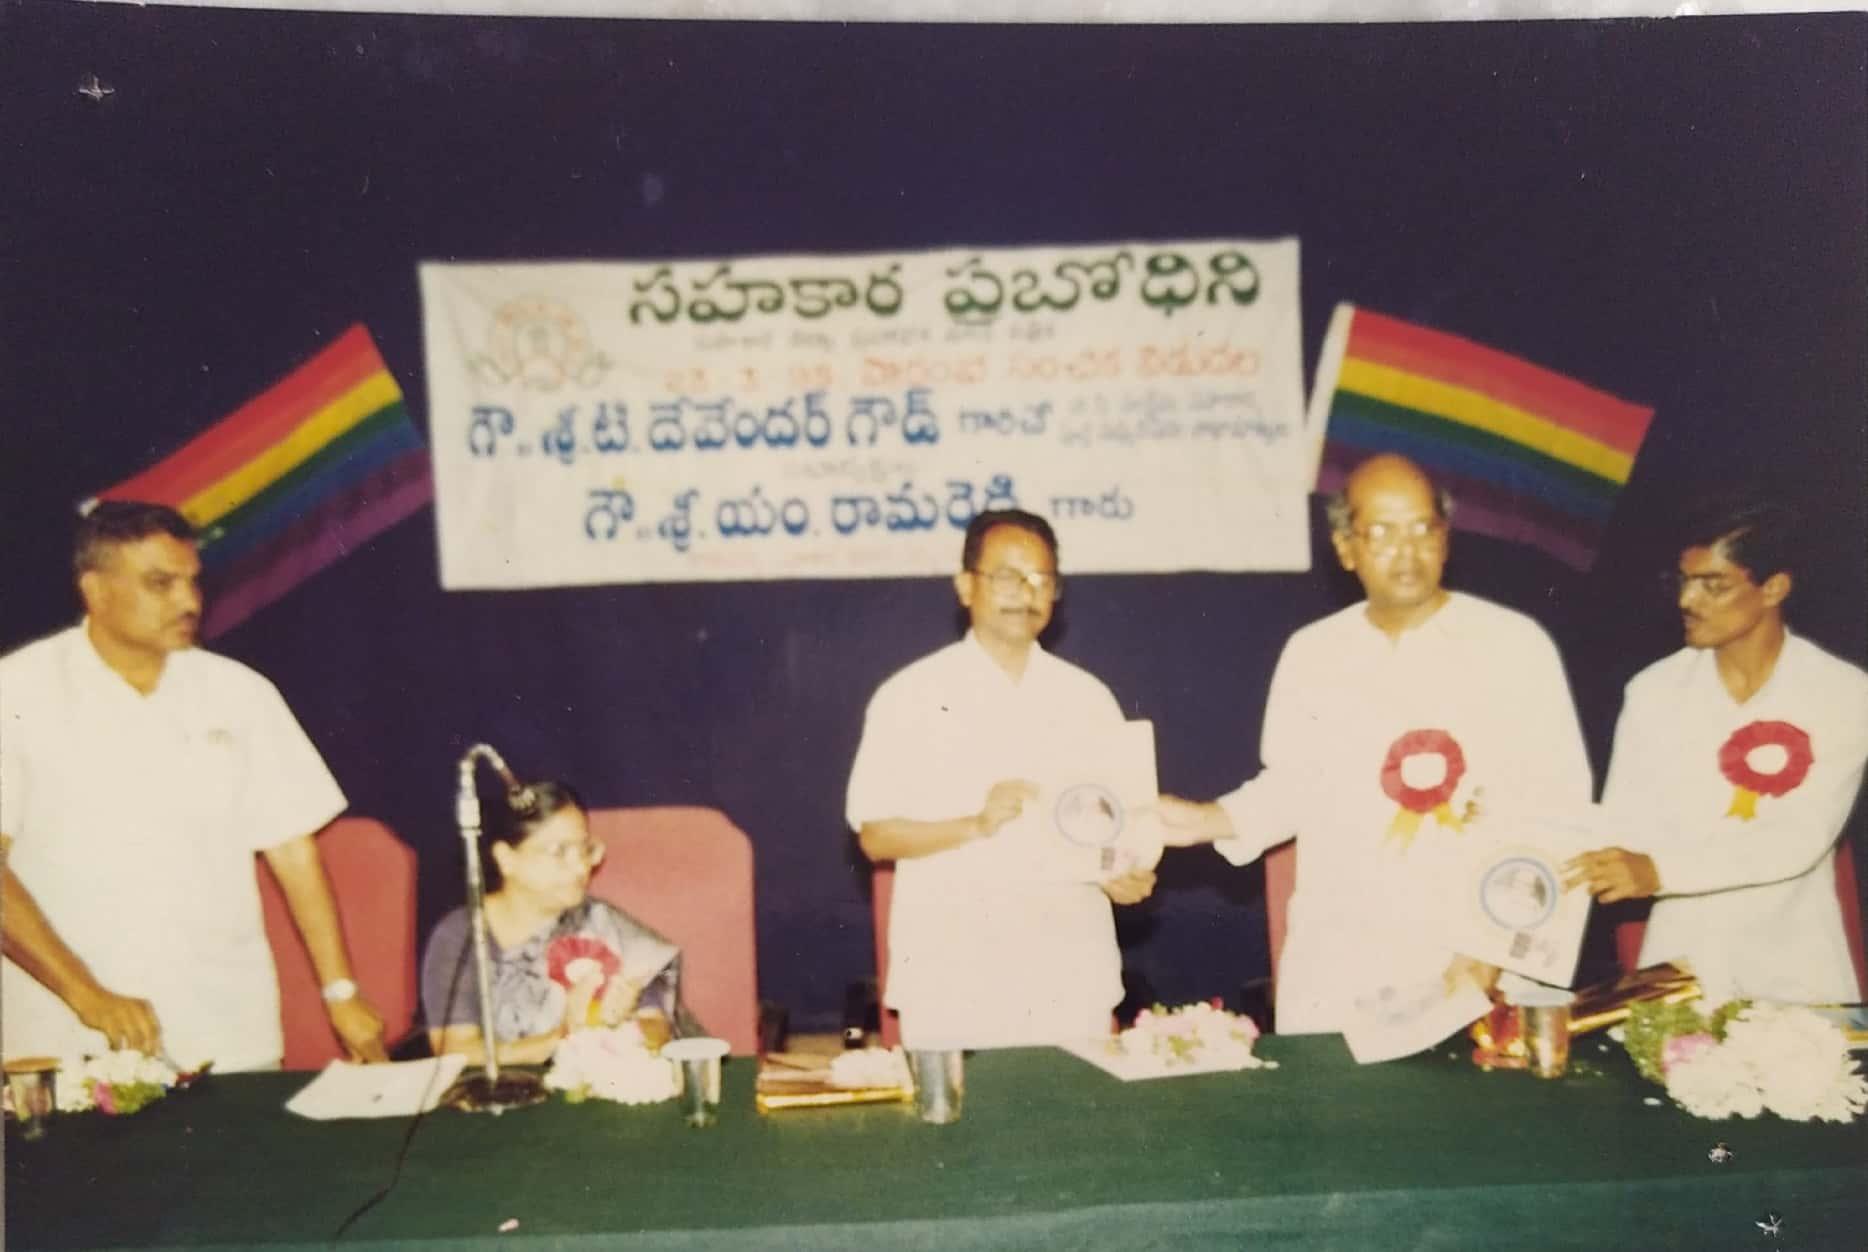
<box><xmin>1</xmin><ymin>625</ymin><xmax>347</xmax><ymax>1070</ymax></box>
<box><xmin>1605</xmin><ymin>633</ymin><xmax>1868</xmax><ymax>1004</ymax></box>
<box><xmin>846</xmin><ymin>634</ymin><xmax>1126</xmax><ymax>1049</ymax></box>
<box><xmin>1213</xmin><ymin>593</ymin><xmax>1593</xmax><ymax>1035</ymax></box>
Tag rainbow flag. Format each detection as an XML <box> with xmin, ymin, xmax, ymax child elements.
<box><xmin>95</xmin><ymin>325</ymin><xmax>432</xmax><ymax>637</ymax></box>
<box><xmin>1308</xmin><ymin>304</ymin><xmax>1655</xmax><ymax>571</ymax></box>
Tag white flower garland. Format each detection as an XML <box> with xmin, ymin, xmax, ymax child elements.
<box><xmin>53</xmin><ymin>1050</ymin><xmax>178</xmax><ymax>1114</ymax></box>
<box><xmin>543</xmin><ymin>1025</ymin><xmax>679</xmax><ymax>1105</ymax></box>
<box><xmin>1662</xmin><ymin>1003</ymin><xmax>1867</xmax><ymax>1123</ymax></box>
<box><xmin>1118</xmin><ymin>1002</ymin><xmax>1276</xmax><ymax>1070</ymax></box>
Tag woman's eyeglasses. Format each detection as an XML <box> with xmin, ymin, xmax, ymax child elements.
<box><xmin>525</xmin><ymin>839</ymin><xmax>606</xmax><ymax>867</ymax></box>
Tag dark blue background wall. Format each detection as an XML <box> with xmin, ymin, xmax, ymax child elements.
<box><xmin>4</xmin><ymin>5</ymin><xmax>1864</xmax><ymax>1029</ymax></box>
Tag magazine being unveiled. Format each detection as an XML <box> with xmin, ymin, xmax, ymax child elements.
<box><xmin>1443</xmin><ymin>814</ymin><xmax>1599</xmax><ymax>987</ymax></box>
<box><xmin>1018</xmin><ymin>719</ymin><xmax>1164</xmax><ymax>883</ymax></box>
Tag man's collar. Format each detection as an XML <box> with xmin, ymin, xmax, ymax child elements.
<box><xmin>70</xmin><ymin>617</ymin><xmax>173</xmax><ymax>696</ymax></box>
<box><xmin>961</xmin><ymin>629</ymin><xmax>1044</xmax><ymax>682</ymax></box>
<box><xmin>1356</xmin><ymin>590</ymin><xmax>1466</xmax><ymax>642</ymax></box>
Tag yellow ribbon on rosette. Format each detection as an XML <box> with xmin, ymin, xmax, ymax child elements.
<box><xmin>1379</xmin><ymin>729</ymin><xmax>1467</xmax><ymax>851</ymax></box>
<box><xmin>1716</xmin><ymin>720</ymin><xmax>1813</xmax><ymax>822</ymax></box>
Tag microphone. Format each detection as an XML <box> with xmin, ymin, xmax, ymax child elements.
<box><xmin>444</xmin><ymin>743</ymin><xmax>546</xmax><ymax>1114</ymax></box>
<box><xmin>457</xmin><ymin>743</ymin><xmax>533</xmax><ymax>832</ymax></box>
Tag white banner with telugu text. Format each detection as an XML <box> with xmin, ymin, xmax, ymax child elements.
<box><xmin>419</xmin><ymin>239</ymin><xmax>1311</xmax><ymax>588</ymax></box>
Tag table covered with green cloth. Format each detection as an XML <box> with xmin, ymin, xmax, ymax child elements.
<box><xmin>7</xmin><ymin>1036</ymin><xmax>1864</xmax><ymax>1251</ymax></box>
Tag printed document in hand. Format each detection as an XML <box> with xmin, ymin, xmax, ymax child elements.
<box><xmin>1023</xmin><ymin>719</ymin><xmax>1163</xmax><ymax>882</ymax></box>
<box><xmin>285</xmin><ymin>1055</ymin><xmax>468</xmax><ymax>1120</ymax></box>
<box><xmin>1444</xmin><ymin>813</ymin><xmax>1598</xmax><ymax>987</ymax></box>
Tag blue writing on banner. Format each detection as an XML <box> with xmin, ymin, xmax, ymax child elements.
<box><xmin>656</xmin><ymin>489</ymin><xmax>700</xmax><ymax>553</ymax></box>
<box><xmin>958</xmin><ymin>402</ymin><xmax>1050</xmax><ymax>437</ymax></box>
<box><xmin>828</xmin><ymin>474</ymin><xmax>1018</xmax><ymax>536</ymax></box>
<box><xmin>468</xmin><ymin>405</ymin><xmax>516</xmax><ymax>457</ymax></box>
<box><xmin>1051</xmin><ymin>487</ymin><xmax>1135</xmax><ymax>522</ymax></box>
<box><xmin>845</xmin><ymin>388</ymin><xmax>940</xmax><ymax>448</ymax></box>
<box><xmin>716</xmin><ymin>486</ymin><xmax>812</xmax><ymax>539</ymax></box>
<box><xmin>584</xmin><ymin>489</ymin><xmax>636</xmax><ymax>539</ymax></box>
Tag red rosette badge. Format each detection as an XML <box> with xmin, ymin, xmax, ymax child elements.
<box><xmin>1716</xmin><ymin>720</ymin><xmax>1813</xmax><ymax>820</ymax></box>
<box><xmin>547</xmin><ymin>935</ymin><xmax>623</xmax><ymax>1025</ymax></box>
<box><xmin>1379</xmin><ymin>729</ymin><xmax>1468</xmax><ymax>849</ymax></box>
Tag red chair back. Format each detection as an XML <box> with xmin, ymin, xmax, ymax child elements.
<box><xmin>1613</xmin><ymin>840</ymin><xmax>1868</xmax><ymax>1000</ymax></box>
<box><xmin>258</xmin><ymin>817</ymin><xmax>418</xmax><ymax>1071</ymax></box>
<box><xmin>583</xmin><ymin>806</ymin><xmax>760</xmax><ymax>1055</ymax></box>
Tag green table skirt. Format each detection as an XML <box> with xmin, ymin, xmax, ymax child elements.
<box><xmin>8</xmin><ymin>1036</ymin><xmax>1865</xmax><ymax>1250</ymax></box>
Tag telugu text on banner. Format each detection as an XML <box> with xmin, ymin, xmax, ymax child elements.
<box><xmin>419</xmin><ymin>240</ymin><xmax>1308</xmax><ymax>588</ymax></box>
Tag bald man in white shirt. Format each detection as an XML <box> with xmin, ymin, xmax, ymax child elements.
<box><xmin>1159</xmin><ymin>455</ymin><xmax>1594</xmax><ymax>1035</ymax></box>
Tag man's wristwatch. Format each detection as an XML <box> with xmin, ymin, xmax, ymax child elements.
<box><xmin>320</xmin><ymin>978</ymin><xmax>360</xmax><ymax>1004</ymax></box>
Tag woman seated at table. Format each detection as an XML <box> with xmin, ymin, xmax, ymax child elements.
<box><xmin>421</xmin><ymin>780</ymin><xmax>696</xmax><ymax>1065</ymax></box>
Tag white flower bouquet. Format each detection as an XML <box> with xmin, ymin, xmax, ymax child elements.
<box><xmin>1118</xmin><ymin>1001</ymin><xmax>1276</xmax><ymax>1071</ymax></box>
<box><xmin>543</xmin><ymin>1024</ymin><xmax>679</xmax><ymax>1106</ymax></box>
<box><xmin>55</xmin><ymin>1050</ymin><xmax>183</xmax><ymax>1115</ymax></box>
<box><xmin>1618</xmin><ymin>999</ymin><xmax>1867</xmax><ymax>1123</ymax></box>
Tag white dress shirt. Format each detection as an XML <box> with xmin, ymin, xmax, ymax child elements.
<box><xmin>1213</xmin><ymin>592</ymin><xmax>1593</xmax><ymax>1034</ymax></box>
<box><xmin>846</xmin><ymin>633</ymin><xmax>1127</xmax><ymax>1049</ymax></box>
<box><xmin>1</xmin><ymin>625</ymin><xmax>346</xmax><ymax>1070</ymax></box>
<box><xmin>1606</xmin><ymin>633</ymin><xmax>1868</xmax><ymax>1003</ymax></box>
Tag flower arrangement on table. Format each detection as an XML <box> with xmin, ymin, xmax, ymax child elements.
<box><xmin>1105</xmin><ymin>1001</ymin><xmax>1276</xmax><ymax>1074</ymax></box>
<box><xmin>1616</xmin><ymin>999</ymin><xmax>1867</xmax><ymax>1123</ymax></box>
<box><xmin>53</xmin><ymin>1051</ymin><xmax>199</xmax><ymax>1115</ymax></box>
<box><xmin>542</xmin><ymin>1020</ymin><xmax>679</xmax><ymax>1106</ymax></box>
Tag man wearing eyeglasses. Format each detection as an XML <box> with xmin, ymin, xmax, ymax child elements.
<box><xmin>1564</xmin><ymin>497</ymin><xmax>1868</xmax><ymax>1003</ymax></box>
<box><xmin>1157</xmin><ymin>454</ymin><xmax>1592</xmax><ymax>1038</ymax></box>
<box><xmin>846</xmin><ymin>509</ymin><xmax>1156</xmax><ymax>1049</ymax></box>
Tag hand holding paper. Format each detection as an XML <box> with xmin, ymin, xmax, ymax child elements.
<box><xmin>1099</xmin><ymin>866</ymin><xmax>1157</xmax><ymax>905</ymax></box>
<box><xmin>1561</xmin><ymin>847</ymin><xmax>1660</xmax><ymax>903</ymax></box>
<box><xmin>1022</xmin><ymin>721</ymin><xmax>1166</xmax><ymax>883</ymax></box>
<box><xmin>1444</xmin><ymin>814</ymin><xmax>1600</xmax><ymax>986</ymax></box>
<box><xmin>976</xmin><ymin>779</ymin><xmax>1041</xmax><ymax>839</ymax></box>
<box><xmin>1155</xmin><ymin>795</ymin><xmax>1236</xmax><ymax>846</ymax></box>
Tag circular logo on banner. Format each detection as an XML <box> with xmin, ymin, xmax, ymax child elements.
<box><xmin>1053</xmin><ymin>783</ymin><xmax>1125</xmax><ymax>849</ymax></box>
<box><xmin>1479</xmin><ymin>857</ymin><xmax>1558</xmax><ymax>930</ymax></box>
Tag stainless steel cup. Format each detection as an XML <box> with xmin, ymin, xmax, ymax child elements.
<box><xmin>662</xmin><ymin>1037</ymin><xmax>728</xmax><ymax>1128</ymax></box>
<box><xmin>1512</xmin><ymin>988</ymin><xmax>1575</xmax><ymax>1079</ymax></box>
<box><xmin>4</xmin><ymin>1060</ymin><xmax>58</xmax><ymax>1140</ymax></box>
<box><xmin>908</xmin><ymin>1049</ymin><xmax>964</xmax><ymax>1124</ymax></box>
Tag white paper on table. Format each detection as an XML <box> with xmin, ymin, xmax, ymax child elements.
<box><xmin>284</xmin><ymin>1055</ymin><xmax>468</xmax><ymax>1120</ymax></box>
<box><xmin>1443</xmin><ymin>814</ymin><xmax>1598</xmax><ymax>987</ymax></box>
<box><xmin>1342</xmin><ymin>979</ymin><xmax>1492</xmax><ymax>1065</ymax></box>
<box><xmin>1004</xmin><ymin>719</ymin><xmax>1162</xmax><ymax>883</ymax></box>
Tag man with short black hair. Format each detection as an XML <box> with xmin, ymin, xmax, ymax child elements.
<box><xmin>847</xmin><ymin>508</ymin><xmax>1154</xmax><ymax>1049</ymax></box>
<box><xmin>2</xmin><ymin>501</ymin><xmax>389</xmax><ymax>1069</ymax></box>
<box><xmin>1565</xmin><ymin>495</ymin><xmax>1868</xmax><ymax>1003</ymax></box>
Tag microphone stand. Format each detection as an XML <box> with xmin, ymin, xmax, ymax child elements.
<box><xmin>440</xmin><ymin>744</ymin><xmax>547</xmax><ymax>1114</ymax></box>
